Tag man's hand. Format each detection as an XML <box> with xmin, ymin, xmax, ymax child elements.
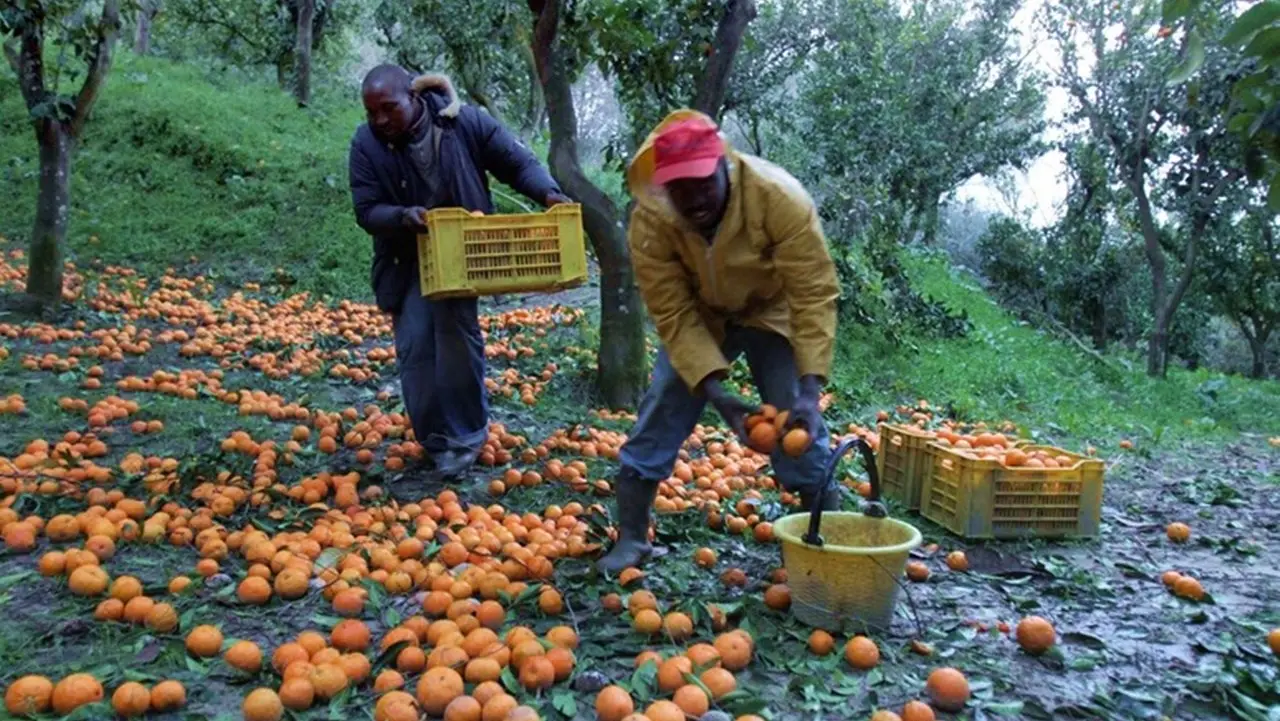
<box><xmin>702</xmin><ymin>376</ymin><xmax>759</xmax><ymax>443</ymax></box>
<box><xmin>545</xmin><ymin>191</ymin><xmax>573</xmax><ymax>207</ymax></box>
<box><xmin>787</xmin><ymin>374</ymin><xmax>825</xmax><ymax>435</ymax></box>
<box><xmin>401</xmin><ymin>207</ymin><xmax>428</xmax><ymax>229</ymax></box>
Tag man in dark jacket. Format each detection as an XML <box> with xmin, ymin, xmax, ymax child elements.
<box><xmin>348</xmin><ymin>65</ymin><xmax>568</xmax><ymax>486</ymax></box>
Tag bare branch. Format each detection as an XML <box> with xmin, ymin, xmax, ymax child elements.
<box><xmin>70</xmin><ymin>0</ymin><xmax>122</xmax><ymax>137</ymax></box>
<box><xmin>693</xmin><ymin>0</ymin><xmax>757</xmax><ymax>120</ymax></box>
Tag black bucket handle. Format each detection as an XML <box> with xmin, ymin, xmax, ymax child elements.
<box><xmin>802</xmin><ymin>436</ymin><xmax>885</xmax><ymax>547</ymax></box>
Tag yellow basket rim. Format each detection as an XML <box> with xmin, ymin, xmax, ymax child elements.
<box><xmin>773</xmin><ymin>511</ymin><xmax>923</xmax><ymax>556</ymax></box>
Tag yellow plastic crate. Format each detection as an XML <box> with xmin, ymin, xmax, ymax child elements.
<box><xmin>920</xmin><ymin>443</ymin><xmax>1105</xmax><ymax>539</ymax></box>
<box><xmin>876</xmin><ymin>423</ymin><xmax>935</xmax><ymax>510</ymax></box>
<box><xmin>417</xmin><ymin>204</ymin><xmax>588</xmax><ymax>299</ymax></box>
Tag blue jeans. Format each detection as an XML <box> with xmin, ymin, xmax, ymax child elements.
<box><xmin>393</xmin><ymin>285</ymin><xmax>489</xmax><ymax>456</ymax></box>
<box><xmin>619</xmin><ymin>326</ymin><xmax>832</xmax><ymax>491</ymax></box>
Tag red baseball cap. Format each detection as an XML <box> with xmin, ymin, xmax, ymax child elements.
<box><xmin>652</xmin><ymin>117</ymin><xmax>724</xmax><ymax>185</ymax></box>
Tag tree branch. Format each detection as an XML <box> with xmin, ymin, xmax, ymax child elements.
<box><xmin>70</xmin><ymin>0</ymin><xmax>122</xmax><ymax>137</ymax></box>
<box><xmin>693</xmin><ymin>0</ymin><xmax>757</xmax><ymax>120</ymax></box>
<box><xmin>8</xmin><ymin>6</ymin><xmax>48</xmax><ymax>113</ymax></box>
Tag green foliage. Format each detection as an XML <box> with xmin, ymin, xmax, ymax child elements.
<box><xmin>1200</xmin><ymin>195</ymin><xmax>1280</xmax><ymax>375</ymax></box>
<box><xmin>373</xmin><ymin>0</ymin><xmax>541</xmax><ymax>131</ymax></box>
<box><xmin>156</xmin><ymin>0</ymin><xmax>357</xmax><ymax>82</ymax></box>
<box><xmin>835</xmin><ymin>250</ymin><xmax>1280</xmax><ymax>441</ymax></box>
<box><xmin>1164</xmin><ymin>0</ymin><xmax>1280</xmax><ymax>207</ymax></box>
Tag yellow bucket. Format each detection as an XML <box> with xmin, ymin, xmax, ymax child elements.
<box><xmin>774</xmin><ymin>438</ymin><xmax>922</xmax><ymax>632</ymax></box>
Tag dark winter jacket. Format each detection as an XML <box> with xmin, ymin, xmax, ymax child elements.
<box><xmin>348</xmin><ymin>73</ymin><xmax>562</xmax><ymax>313</ymax></box>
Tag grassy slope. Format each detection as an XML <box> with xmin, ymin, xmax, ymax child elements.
<box><xmin>833</xmin><ymin>251</ymin><xmax>1280</xmax><ymax>446</ymax></box>
<box><xmin>0</xmin><ymin>55</ymin><xmax>611</xmax><ymax>302</ymax></box>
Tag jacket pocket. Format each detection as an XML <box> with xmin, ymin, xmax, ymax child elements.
<box><xmin>372</xmin><ymin>252</ymin><xmax>412</xmax><ymax>314</ymax></box>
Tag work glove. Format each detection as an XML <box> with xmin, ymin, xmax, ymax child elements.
<box><xmin>702</xmin><ymin>376</ymin><xmax>759</xmax><ymax>444</ymax></box>
<box><xmin>786</xmin><ymin>374</ymin><xmax>825</xmax><ymax>437</ymax></box>
<box><xmin>401</xmin><ymin>206</ymin><xmax>428</xmax><ymax>229</ymax></box>
<box><xmin>545</xmin><ymin>191</ymin><xmax>573</xmax><ymax>207</ymax></box>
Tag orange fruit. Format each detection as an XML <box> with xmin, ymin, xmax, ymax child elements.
<box><xmin>545</xmin><ymin>647</ymin><xmax>575</xmax><ymax>681</ymax></box>
<box><xmin>1268</xmin><ymin>629</ymin><xmax>1280</xmax><ymax>656</ymax></box>
<box><xmin>538</xmin><ymin>588</ymin><xmax>564</xmax><ymax>614</ymax></box>
<box><xmin>545</xmin><ymin>625</ymin><xmax>578</xmax><ymax>649</ymax></box>
<box><xmin>123</xmin><ymin>596</ymin><xmax>156</xmax><ymax>624</ymax></box>
<box><xmin>808</xmin><ymin>629</ymin><xmax>835</xmax><ymax>655</ymax></box>
<box><xmin>1174</xmin><ymin>575</ymin><xmax>1205</xmax><ymax>601</ymax></box>
<box><xmin>663</xmin><ymin>612</ymin><xmax>693</xmax><ymax>641</ymax></box>
<box><xmin>443</xmin><ymin>695</ymin><xmax>482</xmax><ymax>721</ymax></box>
<box><xmin>925</xmin><ymin>667</ymin><xmax>970</xmax><ymax>712</ymax></box>
<box><xmin>150</xmin><ymin>680</ymin><xmax>186</xmax><ymax>711</ymax></box>
<box><xmin>870</xmin><ymin>711</ymin><xmax>902</xmax><ymax>721</ymax></box>
<box><xmin>635</xmin><ymin>650</ymin><xmax>663</xmax><ymax>668</ymax></box>
<box><xmin>595</xmin><ymin>685</ymin><xmax>635</xmax><ymax>721</ymax></box>
<box><xmin>68</xmin><ymin>565</ymin><xmax>110</xmax><ymax>596</ymax></box>
<box><xmin>700</xmin><ymin>667</ymin><xmax>737</xmax><ymax>698</ymax></box>
<box><xmin>416</xmin><ymin>667</ymin><xmax>464</xmax><ymax>716</ymax></box>
<box><xmin>905</xmin><ymin>561</ymin><xmax>930</xmax><ymax>582</ymax></box>
<box><xmin>278</xmin><ymin>678</ymin><xmax>314</xmax><ymax>711</ymax></box>
<box><xmin>1015</xmin><ymin>616</ymin><xmax>1056</xmax><ymax>655</ymax></box>
<box><xmin>5</xmin><ymin>675</ymin><xmax>54</xmax><ymax>715</ymax></box>
<box><xmin>480</xmin><ymin>693</ymin><xmax>519</xmax><ymax>721</ymax></box>
<box><xmin>1166</xmin><ymin>522</ymin><xmax>1190</xmax><ymax>543</ymax></box>
<box><xmin>644</xmin><ymin>699</ymin><xmax>685</xmax><ymax>721</ymax></box>
<box><xmin>375</xmin><ymin>692</ymin><xmax>418</xmax><ymax>721</ymax></box>
<box><xmin>185</xmin><ymin>625</ymin><xmax>224</xmax><ymax>657</ymax></box>
<box><xmin>748</xmin><ymin>423</ymin><xmax>778</xmax><ymax>453</ymax></box>
<box><xmin>332</xmin><ymin>619</ymin><xmax>371</xmax><ymax>651</ymax></box>
<box><xmin>242</xmin><ymin>688</ymin><xmax>284</xmax><ymax>721</ymax></box>
<box><xmin>902</xmin><ymin>699</ymin><xmax>937</xmax><ymax>721</ymax></box>
<box><xmin>673</xmin><ymin>684</ymin><xmax>710</xmax><ymax>716</ymax></box>
<box><xmin>945</xmin><ymin>551</ymin><xmax>968</xmax><ymax>572</ymax></box>
<box><xmin>310</xmin><ymin>663</ymin><xmax>349</xmax><ymax>700</ymax></box>
<box><xmin>1161</xmin><ymin>570</ymin><xmax>1183</xmax><ymax>587</ymax></box>
<box><xmin>686</xmin><ymin>643</ymin><xmax>721</xmax><ymax>669</ymax></box>
<box><xmin>374</xmin><ymin>669</ymin><xmax>405</xmax><ymax>692</ymax></box>
<box><xmin>632</xmin><ymin>608</ymin><xmax>662</xmax><ymax>635</ymax></box>
<box><xmin>146</xmin><ymin>602</ymin><xmax>179</xmax><ymax>633</ymax></box>
<box><xmin>225</xmin><ymin>641</ymin><xmax>263</xmax><ymax>672</ymax></box>
<box><xmin>51</xmin><ymin>674</ymin><xmax>104</xmax><ymax>715</ymax></box>
<box><xmin>763</xmin><ymin>584</ymin><xmax>791</xmax><ymax>610</ymax></box>
<box><xmin>657</xmin><ymin>656</ymin><xmax>693</xmax><ymax>693</ymax></box>
<box><xmin>95</xmin><ymin>598</ymin><xmax>125</xmax><ymax>621</ymax></box>
<box><xmin>272</xmin><ymin>643</ymin><xmax>310</xmax><ymax>673</ymax></box>
<box><xmin>518</xmin><ymin>656</ymin><xmax>555</xmax><ymax>690</ymax></box>
<box><xmin>109</xmin><ymin>575</ymin><xmax>144</xmax><ymax>602</ymax></box>
<box><xmin>238</xmin><ymin>576</ymin><xmax>272</xmax><ymax>604</ymax></box>
<box><xmin>694</xmin><ymin>547</ymin><xmax>717</xmax><ymax>567</ymax></box>
<box><xmin>781</xmin><ymin>428</ymin><xmax>811</xmax><ymax>456</ymax></box>
<box><xmin>714</xmin><ymin>631</ymin><xmax>753</xmax><ymax>671</ymax></box>
<box><xmin>111</xmin><ymin>681</ymin><xmax>151</xmax><ymax>717</ymax></box>
<box><xmin>844</xmin><ymin>635</ymin><xmax>880</xmax><ymax>670</ymax></box>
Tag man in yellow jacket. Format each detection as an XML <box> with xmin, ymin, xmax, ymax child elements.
<box><xmin>598</xmin><ymin>110</ymin><xmax>842</xmax><ymax>573</ymax></box>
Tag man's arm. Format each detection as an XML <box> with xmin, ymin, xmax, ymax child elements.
<box><xmin>629</xmin><ymin>209</ymin><xmax>730</xmax><ymax>389</ymax></box>
<box><xmin>470</xmin><ymin>108</ymin><xmax>564</xmax><ymax>207</ymax></box>
<box><xmin>766</xmin><ymin>190</ymin><xmax>841</xmax><ymax>383</ymax></box>
<box><xmin>349</xmin><ymin>137</ymin><xmax>419</xmax><ymax>234</ymax></box>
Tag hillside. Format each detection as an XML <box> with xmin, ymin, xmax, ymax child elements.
<box><xmin>1</xmin><ymin>54</ymin><xmax>1279</xmax><ymax>721</ymax></box>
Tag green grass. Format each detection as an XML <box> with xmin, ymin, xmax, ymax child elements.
<box><xmin>0</xmin><ymin>55</ymin><xmax>619</xmax><ymax>303</ymax></box>
<box><xmin>832</xmin><ymin>250</ymin><xmax>1280</xmax><ymax>447</ymax></box>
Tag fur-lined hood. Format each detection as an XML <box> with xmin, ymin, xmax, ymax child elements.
<box><xmin>410</xmin><ymin>73</ymin><xmax>461</xmax><ymax>119</ymax></box>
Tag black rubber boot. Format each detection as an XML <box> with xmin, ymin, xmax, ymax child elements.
<box><xmin>799</xmin><ymin>483</ymin><xmax>843</xmax><ymax>512</ymax></box>
<box><xmin>596</xmin><ymin>468</ymin><xmax>660</xmax><ymax>574</ymax></box>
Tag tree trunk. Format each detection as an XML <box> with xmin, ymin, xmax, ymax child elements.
<box><xmin>919</xmin><ymin>193</ymin><xmax>941</xmax><ymax>246</ymax></box>
<box><xmin>293</xmin><ymin>0</ymin><xmax>314</xmax><ymax>107</ymax></box>
<box><xmin>693</xmin><ymin>0</ymin><xmax>757</xmax><ymax>120</ymax></box>
<box><xmin>276</xmin><ymin>53</ymin><xmax>291</xmax><ymax>90</ymax></box>
<box><xmin>520</xmin><ymin>39</ymin><xmax>545</xmax><ymax>137</ymax></box>
<box><xmin>1130</xmin><ymin>172</ymin><xmax>1167</xmax><ymax>377</ymax></box>
<box><xmin>26</xmin><ymin>123</ymin><xmax>73</xmax><ymax>313</ymax></box>
<box><xmin>134</xmin><ymin>0</ymin><xmax>157</xmax><ymax>55</ymax></box>
<box><xmin>533</xmin><ymin>0</ymin><xmax>647</xmax><ymax>408</ymax></box>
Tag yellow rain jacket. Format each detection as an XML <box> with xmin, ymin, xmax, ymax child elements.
<box><xmin>626</xmin><ymin>109</ymin><xmax>841</xmax><ymax>390</ymax></box>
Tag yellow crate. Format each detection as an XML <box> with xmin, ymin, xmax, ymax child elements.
<box><xmin>876</xmin><ymin>423</ymin><xmax>935</xmax><ymax>510</ymax></box>
<box><xmin>920</xmin><ymin>443</ymin><xmax>1105</xmax><ymax>539</ymax></box>
<box><xmin>418</xmin><ymin>204</ymin><xmax>588</xmax><ymax>299</ymax></box>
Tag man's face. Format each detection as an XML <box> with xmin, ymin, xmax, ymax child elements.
<box><xmin>665</xmin><ymin>163</ymin><xmax>728</xmax><ymax>233</ymax></box>
<box><xmin>362</xmin><ymin>84</ymin><xmax>415</xmax><ymax>141</ymax></box>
